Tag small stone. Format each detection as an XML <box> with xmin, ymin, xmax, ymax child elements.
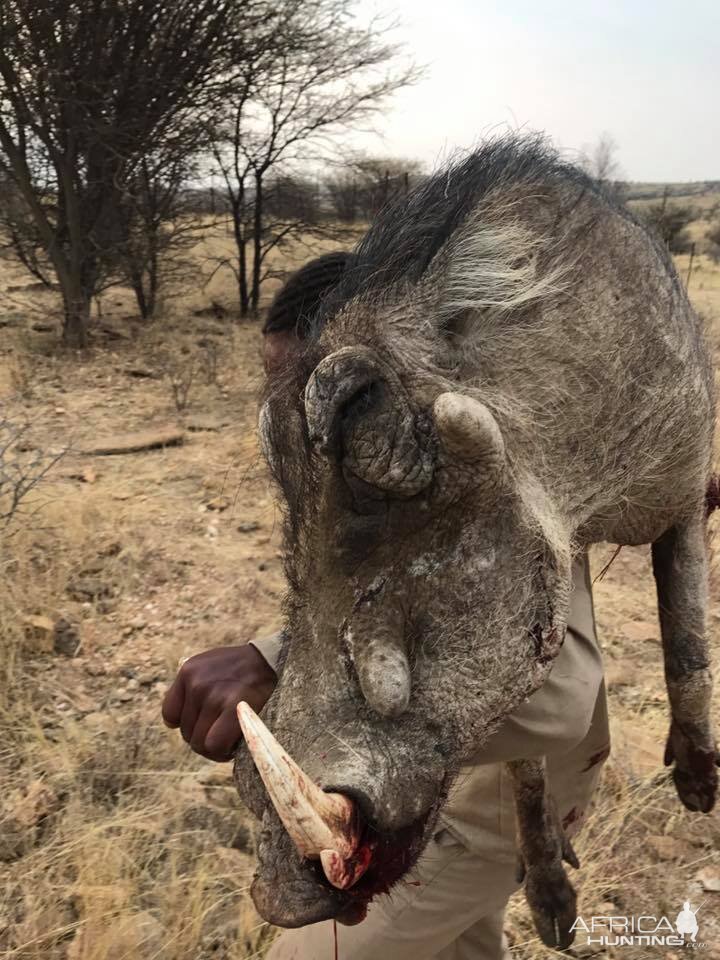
<box><xmin>85</xmin><ymin>662</ymin><xmax>107</xmax><ymax>677</ymax></box>
<box><xmin>126</xmin><ymin>678</ymin><xmax>139</xmax><ymax>691</ymax></box>
<box><xmin>568</xmin><ymin>945</ymin><xmax>603</xmax><ymax>958</ymax></box>
<box><xmin>66</xmin><ymin>578</ymin><xmax>110</xmax><ymax>602</ymax></box>
<box><xmin>237</xmin><ymin>521</ymin><xmax>260</xmax><ymax>534</ymax></box>
<box><xmin>54</xmin><ymin>617</ymin><xmax>81</xmax><ymax>656</ymax></box>
<box><xmin>123</xmin><ymin>365</ymin><xmax>158</xmax><ymax>379</ymax></box>
<box><xmin>81</xmin><ymin>712</ymin><xmax>113</xmax><ymax>734</ymax></box>
<box><xmin>22</xmin><ymin>615</ymin><xmax>55</xmax><ymax>653</ymax></box>
<box><xmin>206</xmin><ymin>495</ymin><xmax>230</xmax><ymax>511</ymax></box>
<box><xmin>696</xmin><ymin>866</ymin><xmax>720</xmax><ymax>892</ymax></box>
<box><xmin>647</xmin><ymin>835</ymin><xmax>686</xmax><ymax>861</ymax></box>
<box><xmin>117</xmin><ymin>690</ymin><xmax>134</xmax><ymax>702</ymax></box>
<box><xmin>137</xmin><ymin>668</ymin><xmax>162</xmax><ymax>686</ymax></box>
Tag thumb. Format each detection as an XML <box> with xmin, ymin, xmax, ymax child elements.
<box><xmin>162</xmin><ymin>670</ymin><xmax>186</xmax><ymax>729</ymax></box>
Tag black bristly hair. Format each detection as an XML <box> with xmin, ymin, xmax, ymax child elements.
<box><xmin>312</xmin><ymin>132</ymin><xmax>645</xmax><ymax>333</ymax></box>
<box><xmin>263</xmin><ymin>251</ymin><xmax>355</xmax><ymax>339</ymax></box>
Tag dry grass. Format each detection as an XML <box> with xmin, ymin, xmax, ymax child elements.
<box><xmin>0</xmin><ymin>472</ymin><xmax>274</xmax><ymax>958</ymax></box>
<box><xmin>0</xmin><ymin>219</ymin><xmax>719</xmax><ymax>960</ymax></box>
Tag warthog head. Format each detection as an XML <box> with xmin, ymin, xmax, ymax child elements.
<box><xmin>234</xmin><ymin>139</ymin><xmax>576</xmax><ymax>927</ymax></box>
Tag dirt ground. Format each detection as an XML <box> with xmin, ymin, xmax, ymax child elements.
<box><xmin>1</xmin><ymin>213</ymin><xmax>719</xmax><ymax>960</ymax></box>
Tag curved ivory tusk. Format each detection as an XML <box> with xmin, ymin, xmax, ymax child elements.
<box><xmin>237</xmin><ymin>701</ymin><xmax>361</xmax><ymax>866</ymax></box>
<box><xmin>320</xmin><ymin>846</ymin><xmax>374</xmax><ymax>891</ymax></box>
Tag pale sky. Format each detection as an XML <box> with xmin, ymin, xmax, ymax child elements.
<box><xmin>353</xmin><ymin>0</ymin><xmax>720</xmax><ymax>182</ymax></box>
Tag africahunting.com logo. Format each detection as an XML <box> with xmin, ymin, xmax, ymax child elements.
<box><xmin>571</xmin><ymin>901</ymin><xmax>710</xmax><ymax>948</ymax></box>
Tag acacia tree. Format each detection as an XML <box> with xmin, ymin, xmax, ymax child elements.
<box><xmin>210</xmin><ymin>0</ymin><xmax>417</xmax><ymax>317</ymax></box>
<box><xmin>0</xmin><ymin>170</ymin><xmax>55</xmax><ymax>286</ymax></box>
<box><xmin>642</xmin><ymin>191</ymin><xmax>695</xmax><ymax>254</ymax></box>
<box><xmin>707</xmin><ymin>221</ymin><xmax>720</xmax><ymax>263</ymax></box>
<box><xmin>0</xmin><ymin>0</ymin><xmax>263</xmax><ymax>346</ymax></box>
<box><xmin>326</xmin><ymin>155</ymin><xmax>424</xmax><ymax>223</ymax></box>
<box><xmin>114</xmin><ymin>146</ymin><xmax>201</xmax><ymax>320</ymax></box>
<box><xmin>580</xmin><ymin>132</ymin><xmax>625</xmax><ymax>199</ymax></box>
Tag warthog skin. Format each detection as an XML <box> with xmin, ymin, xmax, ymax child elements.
<box><xmin>234</xmin><ymin>135</ymin><xmax>717</xmax><ymax>945</ymax></box>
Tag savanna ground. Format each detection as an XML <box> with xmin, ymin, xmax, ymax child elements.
<box><xmin>1</xmin><ymin>202</ymin><xmax>719</xmax><ymax>960</ymax></box>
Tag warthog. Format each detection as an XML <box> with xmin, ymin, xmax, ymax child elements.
<box><xmin>234</xmin><ymin>135</ymin><xmax>717</xmax><ymax>947</ymax></box>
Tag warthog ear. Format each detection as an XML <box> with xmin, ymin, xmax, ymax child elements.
<box><xmin>433</xmin><ymin>393</ymin><xmax>505</xmax><ymax>478</ymax></box>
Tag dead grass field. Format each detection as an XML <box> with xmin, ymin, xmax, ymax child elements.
<box><xmin>1</xmin><ymin>207</ymin><xmax>719</xmax><ymax>960</ymax></box>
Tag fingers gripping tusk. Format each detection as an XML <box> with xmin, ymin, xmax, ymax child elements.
<box><xmin>237</xmin><ymin>702</ymin><xmax>371</xmax><ymax>889</ymax></box>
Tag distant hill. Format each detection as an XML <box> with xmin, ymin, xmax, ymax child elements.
<box><xmin>624</xmin><ymin>181</ymin><xmax>720</xmax><ymax>202</ymax></box>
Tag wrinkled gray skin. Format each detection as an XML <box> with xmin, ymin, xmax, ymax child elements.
<box><xmin>234</xmin><ymin>136</ymin><xmax>717</xmax><ymax>945</ymax></box>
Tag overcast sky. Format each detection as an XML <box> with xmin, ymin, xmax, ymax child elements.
<box><xmin>353</xmin><ymin>0</ymin><xmax>719</xmax><ymax>182</ymax></box>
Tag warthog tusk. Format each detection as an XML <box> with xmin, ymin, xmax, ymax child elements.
<box><xmin>320</xmin><ymin>846</ymin><xmax>374</xmax><ymax>891</ymax></box>
<box><xmin>237</xmin><ymin>701</ymin><xmax>370</xmax><ymax>890</ymax></box>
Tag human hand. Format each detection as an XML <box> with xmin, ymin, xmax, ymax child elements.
<box><xmin>161</xmin><ymin>644</ymin><xmax>277</xmax><ymax>761</ymax></box>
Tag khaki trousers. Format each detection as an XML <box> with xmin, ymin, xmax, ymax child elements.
<box><xmin>265</xmin><ymin>556</ymin><xmax>609</xmax><ymax>960</ymax></box>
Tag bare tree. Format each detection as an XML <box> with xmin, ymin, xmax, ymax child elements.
<box><xmin>0</xmin><ymin>411</ymin><xmax>63</xmax><ymax>529</ymax></box>
<box><xmin>0</xmin><ymin>0</ymin><xmax>262</xmax><ymax>347</ymax></box>
<box><xmin>209</xmin><ymin>0</ymin><xmax>418</xmax><ymax>316</ymax></box>
<box><xmin>642</xmin><ymin>189</ymin><xmax>696</xmax><ymax>254</ymax></box>
<box><xmin>0</xmin><ymin>172</ymin><xmax>55</xmax><ymax>286</ymax></box>
<box><xmin>326</xmin><ymin>155</ymin><xmax>424</xmax><ymax>223</ymax></box>
<box><xmin>325</xmin><ymin>169</ymin><xmax>361</xmax><ymax>223</ymax></box>
<box><xmin>264</xmin><ymin>174</ymin><xmax>322</xmax><ymax>226</ymax></box>
<box><xmin>706</xmin><ymin>220</ymin><xmax>720</xmax><ymax>263</ymax></box>
<box><xmin>580</xmin><ymin>133</ymin><xmax>624</xmax><ymax>197</ymax></box>
<box><xmin>114</xmin><ymin>148</ymin><xmax>201</xmax><ymax>321</ymax></box>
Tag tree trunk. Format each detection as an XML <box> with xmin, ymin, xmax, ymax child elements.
<box><xmin>147</xmin><ymin>253</ymin><xmax>158</xmax><ymax>319</ymax></box>
<box><xmin>251</xmin><ymin>171</ymin><xmax>263</xmax><ymax>316</ymax></box>
<box><xmin>61</xmin><ymin>285</ymin><xmax>91</xmax><ymax>348</ymax></box>
<box><xmin>132</xmin><ymin>270</ymin><xmax>149</xmax><ymax>320</ymax></box>
<box><xmin>238</xmin><ymin>240</ymin><xmax>249</xmax><ymax>317</ymax></box>
<box><xmin>232</xmin><ymin>201</ymin><xmax>250</xmax><ymax>317</ymax></box>
<box><xmin>132</xmin><ymin>250</ymin><xmax>158</xmax><ymax>320</ymax></box>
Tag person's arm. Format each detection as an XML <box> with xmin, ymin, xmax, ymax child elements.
<box><xmin>161</xmin><ymin>638</ymin><xmax>278</xmax><ymax>762</ymax></box>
